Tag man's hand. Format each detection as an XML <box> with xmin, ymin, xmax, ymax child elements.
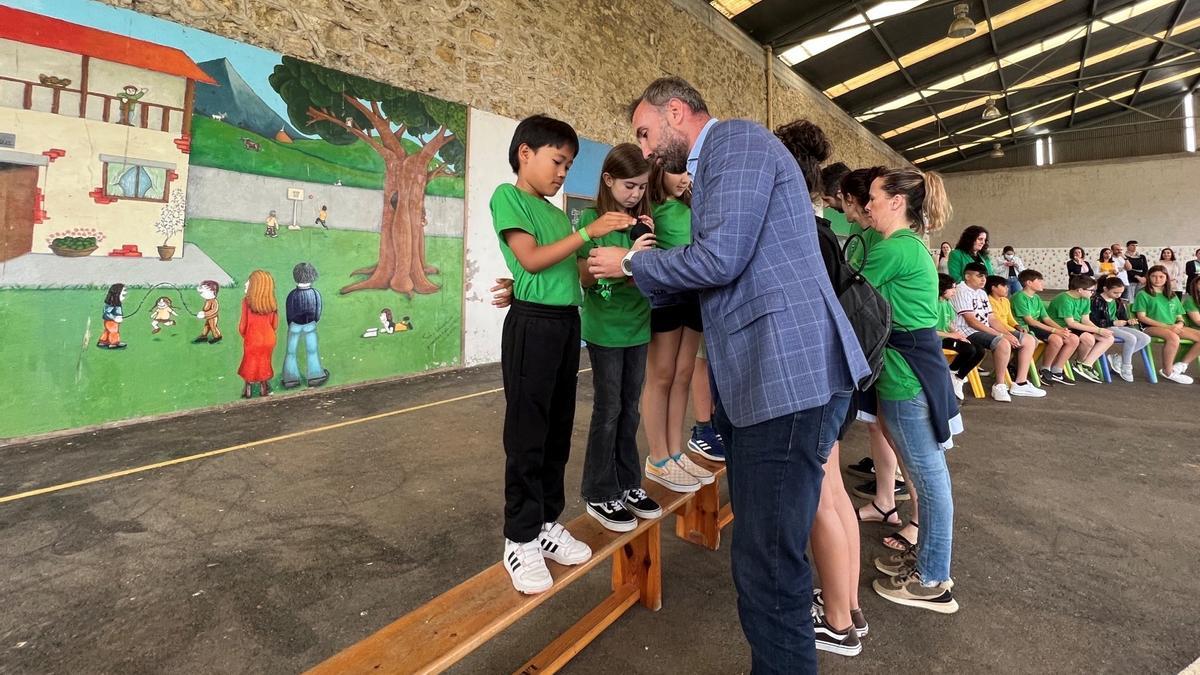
<box><xmin>490</xmin><ymin>278</ymin><xmax>513</xmax><ymax>308</ymax></box>
<box><xmin>588</xmin><ymin>246</ymin><xmax>630</xmax><ymax>279</ymax></box>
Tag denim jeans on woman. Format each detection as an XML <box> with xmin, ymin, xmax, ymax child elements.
<box><xmin>714</xmin><ymin>390</ymin><xmax>852</xmax><ymax>675</ymax></box>
<box><xmin>1110</xmin><ymin>326</ymin><xmax>1151</xmax><ymax>363</ymax></box>
<box><xmin>879</xmin><ymin>395</ymin><xmax>954</xmax><ymax>583</ymax></box>
<box><xmin>581</xmin><ymin>343</ymin><xmax>647</xmax><ymax>502</ymax></box>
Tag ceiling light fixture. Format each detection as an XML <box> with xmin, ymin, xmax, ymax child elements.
<box><xmin>948</xmin><ymin>3</ymin><xmax>977</xmax><ymax>38</ymax></box>
<box><xmin>989</xmin><ymin>143</ymin><xmax>1005</xmax><ymax>158</ymax></box>
<box><xmin>982</xmin><ymin>97</ymin><xmax>1002</xmax><ymax>120</ymax></box>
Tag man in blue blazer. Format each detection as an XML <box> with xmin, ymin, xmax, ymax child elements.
<box><xmin>589</xmin><ymin>77</ymin><xmax>870</xmax><ymax>673</ymax></box>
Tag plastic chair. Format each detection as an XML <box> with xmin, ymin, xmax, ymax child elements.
<box><xmin>944</xmin><ymin>348</ymin><xmax>985</xmax><ymax>399</ymax></box>
<box><xmin>1145</xmin><ymin>336</ymin><xmax>1196</xmax><ymax>383</ymax></box>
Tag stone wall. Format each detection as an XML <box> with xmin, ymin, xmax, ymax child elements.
<box><xmin>99</xmin><ymin>0</ymin><xmax>902</xmax><ymax>167</ymax></box>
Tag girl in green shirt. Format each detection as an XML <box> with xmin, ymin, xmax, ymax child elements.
<box><xmin>947</xmin><ymin>225</ymin><xmax>993</xmax><ymax>282</ymax></box>
<box><xmin>575</xmin><ymin>144</ymin><xmax>665</xmax><ymax>531</ymax></box>
<box><xmin>1186</xmin><ymin>276</ymin><xmax>1200</xmax><ymax>328</ymax></box>
<box><xmin>1133</xmin><ymin>265</ymin><xmax>1200</xmax><ymax>384</ymax></box>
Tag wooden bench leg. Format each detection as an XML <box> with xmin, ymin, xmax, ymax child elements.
<box><xmin>674</xmin><ymin>481</ymin><xmax>722</xmax><ymax>551</ymax></box>
<box><xmin>612</xmin><ymin>522</ymin><xmax>662</xmax><ymax>611</ymax></box>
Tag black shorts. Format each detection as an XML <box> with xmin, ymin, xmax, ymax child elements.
<box><xmin>1030</xmin><ymin>326</ymin><xmax>1052</xmax><ymax>342</ymax></box>
<box><xmin>1068</xmin><ymin>328</ymin><xmax>1086</xmax><ymax>337</ymax></box>
<box><xmin>651</xmin><ymin>302</ymin><xmax>703</xmax><ymax>333</ymax></box>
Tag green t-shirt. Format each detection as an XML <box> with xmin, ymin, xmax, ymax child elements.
<box><xmin>936</xmin><ymin>298</ymin><xmax>956</xmax><ymax>332</ymax></box>
<box><xmin>844</xmin><ymin>222</ymin><xmax>883</xmax><ymax>271</ymax></box>
<box><xmin>1047</xmin><ymin>292</ymin><xmax>1090</xmax><ymax>327</ymax></box>
<box><xmin>824</xmin><ymin>207</ymin><xmax>853</xmax><ymax>237</ymax></box>
<box><xmin>947</xmin><ymin>248</ymin><xmax>994</xmax><ymax>282</ymax></box>
<box><xmin>1010</xmin><ymin>291</ymin><xmax>1049</xmax><ymax>329</ymax></box>
<box><xmin>861</xmin><ymin>229</ymin><xmax>938</xmax><ymax>401</ymax></box>
<box><xmin>490</xmin><ymin>184</ymin><xmax>582</xmax><ymax>307</ymax></box>
<box><xmin>651</xmin><ymin>198</ymin><xmax>692</xmax><ymax>250</ymax></box>
<box><xmin>1132</xmin><ymin>290</ymin><xmax>1183</xmax><ymax>325</ymax></box>
<box><xmin>576</xmin><ymin>208</ymin><xmax>650</xmax><ymax>348</ymax></box>
<box><xmin>1184</xmin><ymin>295</ymin><xmax>1200</xmax><ymax>328</ymax></box>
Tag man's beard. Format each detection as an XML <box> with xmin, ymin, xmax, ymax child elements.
<box><xmin>652</xmin><ymin>128</ymin><xmax>690</xmax><ymax>174</ymax></box>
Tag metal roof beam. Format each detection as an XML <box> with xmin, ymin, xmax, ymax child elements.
<box><xmin>1095</xmin><ymin>15</ymin><xmax>1200</xmax><ymax>56</ymax></box>
<box><xmin>1130</xmin><ymin>0</ymin><xmax>1191</xmax><ymax>106</ymax></box>
<box><xmin>982</xmin><ymin>0</ymin><xmax>1021</xmax><ymax>142</ymax></box>
<box><xmin>1069</xmin><ymin>0</ymin><xmax>1100</xmax><ymax>126</ymax></box>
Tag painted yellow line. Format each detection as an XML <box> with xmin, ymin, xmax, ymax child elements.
<box><xmin>0</xmin><ymin>368</ymin><xmax>592</xmax><ymax>504</ymax></box>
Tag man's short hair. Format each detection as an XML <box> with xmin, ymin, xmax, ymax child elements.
<box><xmin>293</xmin><ymin>262</ymin><xmax>318</xmax><ymax>284</ymax></box>
<box><xmin>1018</xmin><ymin>269</ymin><xmax>1043</xmax><ymax>286</ymax></box>
<box><xmin>985</xmin><ymin>275</ymin><xmax>1008</xmax><ymax>293</ymax></box>
<box><xmin>1127</xmin><ymin>239</ymin><xmax>1138</xmax><ymax>247</ymax></box>
<box><xmin>507</xmin><ymin>114</ymin><xmax>579</xmax><ymax>173</ymax></box>
<box><xmin>963</xmin><ymin>262</ymin><xmax>988</xmax><ymax>276</ymax></box>
<box><xmin>1100</xmin><ymin>275</ymin><xmax>1126</xmax><ymax>292</ymax></box>
<box><xmin>1068</xmin><ymin>274</ymin><xmax>1098</xmax><ymax>290</ymax></box>
<box><xmin>820</xmin><ymin>162</ymin><xmax>850</xmax><ymax>198</ymax></box>
<box><xmin>627</xmin><ymin>76</ymin><xmax>709</xmax><ymax>121</ymax></box>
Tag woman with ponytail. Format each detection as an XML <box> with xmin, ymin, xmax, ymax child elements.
<box><xmin>859</xmin><ymin>168</ymin><xmax>962</xmax><ymax>614</ymax></box>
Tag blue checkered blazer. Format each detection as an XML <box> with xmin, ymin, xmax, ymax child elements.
<box><xmin>633</xmin><ymin>120</ymin><xmax>870</xmax><ymax>427</ymax></box>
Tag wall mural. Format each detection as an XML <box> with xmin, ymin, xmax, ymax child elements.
<box><xmin>0</xmin><ymin>0</ymin><xmax>467</xmax><ymax>438</ymax></box>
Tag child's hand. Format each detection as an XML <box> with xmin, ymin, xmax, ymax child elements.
<box><xmin>949</xmin><ymin>330</ymin><xmax>966</xmax><ymax>341</ymax></box>
<box><xmin>490</xmin><ymin>278</ymin><xmax>514</xmax><ymax>308</ymax></box>
<box><xmin>1174</xmin><ymin>322</ymin><xmax>1186</xmax><ymax>334</ymax></box>
<box><xmin>638</xmin><ymin>214</ymin><xmax>656</xmax><ymax>230</ymax></box>
<box><xmin>631</xmin><ymin>232</ymin><xmax>657</xmax><ymax>252</ymax></box>
<box><xmin>1098</xmin><ymin>328</ymin><xmax>1112</xmax><ymax>337</ymax></box>
<box><xmin>1006</xmin><ymin>333</ymin><xmax>1021</xmax><ymax>349</ymax></box>
<box><xmin>588</xmin><ymin>212</ymin><xmax>635</xmax><ymax>238</ymax></box>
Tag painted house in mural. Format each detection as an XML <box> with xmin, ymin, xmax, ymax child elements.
<box><xmin>0</xmin><ymin>5</ymin><xmax>215</xmax><ymax>262</ymax></box>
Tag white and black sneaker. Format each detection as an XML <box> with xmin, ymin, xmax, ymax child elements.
<box><xmin>1049</xmin><ymin>370</ymin><xmax>1075</xmax><ymax>386</ymax></box>
<box><xmin>538</xmin><ymin>522</ymin><xmax>592</xmax><ymax>565</ymax></box>
<box><xmin>623</xmin><ymin>488</ymin><xmax>663</xmax><ymax>519</ymax></box>
<box><xmin>586</xmin><ymin>499</ymin><xmax>637</xmax><ymax>532</ymax></box>
<box><xmin>811</xmin><ymin>605</ymin><xmax>862</xmax><ymax>656</ymax></box>
<box><xmin>504</xmin><ymin>538</ymin><xmax>552</xmax><ymax>594</ymax></box>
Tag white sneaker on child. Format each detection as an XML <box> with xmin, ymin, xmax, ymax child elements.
<box><xmin>1173</xmin><ymin>362</ymin><xmax>1189</xmax><ymax>375</ymax></box>
<box><xmin>951</xmin><ymin>375</ymin><xmax>965</xmax><ymax>400</ymax></box>
<box><xmin>1009</xmin><ymin>381</ymin><xmax>1047</xmax><ymax>398</ymax></box>
<box><xmin>539</xmin><ymin>522</ymin><xmax>592</xmax><ymax>565</ymax></box>
<box><xmin>1109</xmin><ymin>354</ymin><xmax>1123</xmax><ymax>372</ymax></box>
<box><xmin>991</xmin><ymin>383</ymin><xmax>1011</xmax><ymax>402</ymax></box>
<box><xmin>1119</xmin><ymin>366</ymin><xmax>1134</xmax><ymax>383</ymax></box>
<box><xmin>1162</xmin><ymin>369</ymin><xmax>1194</xmax><ymax>385</ymax></box>
<box><xmin>504</xmin><ymin>538</ymin><xmax>553</xmax><ymax>594</ymax></box>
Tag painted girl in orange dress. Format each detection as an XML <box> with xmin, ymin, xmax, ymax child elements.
<box><xmin>238</xmin><ymin>269</ymin><xmax>278</xmax><ymax>398</ymax></box>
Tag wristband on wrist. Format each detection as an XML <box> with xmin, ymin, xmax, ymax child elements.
<box><xmin>578</xmin><ymin>227</ymin><xmax>592</xmax><ymax>244</ymax></box>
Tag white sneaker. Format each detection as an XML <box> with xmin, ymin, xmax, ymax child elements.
<box><xmin>539</xmin><ymin>522</ymin><xmax>592</xmax><ymax>565</ymax></box>
<box><xmin>991</xmin><ymin>383</ymin><xmax>1011</xmax><ymax>402</ymax></box>
<box><xmin>504</xmin><ymin>538</ymin><xmax>552</xmax><ymax>594</ymax></box>
<box><xmin>1173</xmin><ymin>362</ymin><xmax>1189</xmax><ymax>375</ymax></box>
<box><xmin>1009</xmin><ymin>381</ymin><xmax>1047</xmax><ymax>398</ymax></box>
<box><xmin>1119</xmin><ymin>365</ymin><xmax>1134</xmax><ymax>383</ymax></box>
<box><xmin>951</xmin><ymin>375</ymin><xmax>965</xmax><ymax>400</ymax></box>
<box><xmin>1109</xmin><ymin>354</ymin><xmax>1123</xmax><ymax>372</ymax></box>
<box><xmin>1162</xmin><ymin>369</ymin><xmax>1194</xmax><ymax>385</ymax></box>
<box><xmin>645</xmin><ymin>457</ymin><xmax>701</xmax><ymax>493</ymax></box>
<box><xmin>674</xmin><ymin>453</ymin><xmax>715</xmax><ymax>485</ymax></box>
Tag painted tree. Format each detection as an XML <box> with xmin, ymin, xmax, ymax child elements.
<box><xmin>269</xmin><ymin>56</ymin><xmax>465</xmax><ymax>296</ymax></box>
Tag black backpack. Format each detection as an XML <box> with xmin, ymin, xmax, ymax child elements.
<box><xmin>816</xmin><ymin>221</ymin><xmax>892</xmax><ymax>390</ymax></box>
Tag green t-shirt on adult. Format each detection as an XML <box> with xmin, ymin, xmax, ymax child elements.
<box><xmin>844</xmin><ymin>222</ymin><xmax>882</xmax><ymax>271</ymax></box>
<box><xmin>861</xmin><ymin>228</ymin><xmax>938</xmax><ymax>401</ymax></box>
<box><xmin>824</xmin><ymin>207</ymin><xmax>853</xmax><ymax>237</ymax></box>
<box><xmin>1132</xmin><ymin>290</ymin><xmax>1183</xmax><ymax>325</ymax></box>
<box><xmin>1184</xmin><ymin>295</ymin><xmax>1200</xmax><ymax>328</ymax></box>
<box><xmin>947</xmin><ymin>248</ymin><xmax>994</xmax><ymax>282</ymax></box>
<box><xmin>936</xmin><ymin>298</ymin><xmax>955</xmax><ymax>332</ymax></box>
<box><xmin>651</xmin><ymin>198</ymin><xmax>692</xmax><ymax>250</ymax></box>
<box><xmin>490</xmin><ymin>183</ymin><xmax>582</xmax><ymax>307</ymax></box>
<box><xmin>1010</xmin><ymin>291</ymin><xmax>1049</xmax><ymax>329</ymax></box>
<box><xmin>1047</xmin><ymin>292</ymin><xmax>1090</xmax><ymax>326</ymax></box>
<box><xmin>576</xmin><ymin>208</ymin><xmax>650</xmax><ymax>348</ymax></box>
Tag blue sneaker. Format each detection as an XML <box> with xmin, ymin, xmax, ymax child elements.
<box><xmin>687</xmin><ymin>424</ymin><xmax>725</xmax><ymax>462</ymax></box>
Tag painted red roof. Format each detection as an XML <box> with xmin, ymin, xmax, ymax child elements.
<box><xmin>0</xmin><ymin>6</ymin><xmax>217</xmax><ymax>85</ymax></box>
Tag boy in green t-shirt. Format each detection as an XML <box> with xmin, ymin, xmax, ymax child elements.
<box><xmin>1011</xmin><ymin>269</ymin><xmax>1079</xmax><ymax>385</ymax></box>
<box><xmin>490</xmin><ymin>115</ymin><xmax>634</xmax><ymax>594</ymax></box>
<box><xmin>1047</xmin><ymin>274</ymin><xmax>1113</xmax><ymax>383</ymax></box>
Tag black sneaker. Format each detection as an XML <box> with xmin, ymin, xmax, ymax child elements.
<box><xmin>1049</xmin><ymin>370</ymin><xmax>1075</xmax><ymax>386</ymax></box>
<box><xmin>852</xmin><ymin>479</ymin><xmax>910</xmax><ymax>501</ymax></box>
<box><xmin>623</xmin><ymin>488</ymin><xmax>663</xmax><ymax>519</ymax></box>
<box><xmin>586</xmin><ymin>499</ymin><xmax>637</xmax><ymax>532</ymax></box>
<box><xmin>812</xmin><ymin>606</ymin><xmax>862</xmax><ymax>656</ymax></box>
<box><xmin>815</xmin><ymin>588</ymin><xmax>869</xmax><ymax>638</ymax></box>
<box><xmin>845</xmin><ymin>457</ymin><xmax>875</xmax><ymax>479</ymax></box>
<box><xmin>1038</xmin><ymin>368</ymin><xmax>1055</xmax><ymax>386</ymax></box>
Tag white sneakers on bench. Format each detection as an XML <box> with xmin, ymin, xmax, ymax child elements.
<box><xmin>504</xmin><ymin>522</ymin><xmax>593</xmax><ymax>594</ymax></box>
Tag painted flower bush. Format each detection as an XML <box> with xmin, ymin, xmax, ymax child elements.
<box><xmin>47</xmin><ymin>228</ymin><xmax>106</xmax><ymax>250</ymax></box>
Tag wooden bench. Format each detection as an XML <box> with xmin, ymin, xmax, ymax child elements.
<box><xmin>308</xmin><ymin>453</ymin><xmax>730</xmax><ymax>675</ymax></box>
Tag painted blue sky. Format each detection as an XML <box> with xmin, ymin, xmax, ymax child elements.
<box><xmin>8</xmin><ymin>0</ymin><xmax>294</xmax><ymax>124</ymax></box>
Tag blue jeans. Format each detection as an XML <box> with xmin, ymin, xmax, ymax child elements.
<box><xmin>714</xmin><ymin>390</ymin><xmax>852</xmax><ymax>675</ymax></box>
<box><xmin>879</xmin><ymin>395</ymin><xmax>954</xmax><ymax>583</ymax></box>
<box><xmin>1006</xmin><ymin>276</ymin><xmax>1022</xmax><ymax>296</ymax></box>
<box><xmin>283</xmin><ymin>321</ymin><xmax>324</xmax><ymax>382</ymax></box>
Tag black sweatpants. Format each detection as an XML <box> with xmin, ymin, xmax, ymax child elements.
<box><xmin>501</xmin><ymin>299</ymin><xmax>581</xmax><ymax>543</ymax></box>
<box><xmin>942</xmin><ymin>336</ymin><xmax>986</xmax><ymax>379</ymax></box>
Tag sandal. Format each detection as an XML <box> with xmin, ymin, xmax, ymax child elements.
<box><xmin>883</xmin><ymin>520</ymin><xmax>918</xmax><ymax>552</ymax></box>
<box><xmin>856</xmin><ymin>501</ymin><xmax>902</xmax><ymax>527</ymax></box>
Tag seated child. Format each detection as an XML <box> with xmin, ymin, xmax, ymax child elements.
<box><xmin>1133</xmin><ymin>265</ymin><xmax>1200</xmax><ymax>384</ymax></box>
<box><xmin>987</xmin><ymin>275</ymin><xmax>1018</xmax><ymax>331</ymax></box>
<box><xmin>1090</xmin><ymin>275</ymin><xmax>1151</xmax><ymax>382</ymax></box>
<box><xmin>1010</xmin><ymin>269</ymin><xmax>1080</xmax><ymax>386</ymax></box>
<box><xmin>952</xmin><ymin>263</ymin><xmax>1046</xmax><ymax>401</ymax></box>
<box><xmin>937</xmin><ymin>273</ymin><xmax>984</xmax><ymax>399</ymax></box>
<box><xmin>1047</xmin><ymin>274</ymin><xmax>1115</xmax><ymax>383</ymax></box>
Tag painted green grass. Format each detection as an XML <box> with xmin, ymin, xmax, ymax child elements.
<box><xmin>188</xmin><ymin>116</ymin><xmax>464</xmax><ymax>197</ymax></box>
<box><xmin>0</xmin><ymin>219</ymin><xmax>463</xmax><ymax>439</ymax></box>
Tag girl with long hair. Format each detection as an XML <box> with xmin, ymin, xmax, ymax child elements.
<box><xmin>1132</xmin><ymin>265</ymin><xmax>1200</xmax><ymax>384</ymax></box>
<box><xmin>238</xmin><ymin>270</ymin><xmax>278</xmax><ymax>397</ymax></box>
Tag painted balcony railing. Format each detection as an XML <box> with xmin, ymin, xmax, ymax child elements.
<box><xmin>0</xmin><ymin>76</ymin><xmax>185</xmax><ymax>134</ymax></box>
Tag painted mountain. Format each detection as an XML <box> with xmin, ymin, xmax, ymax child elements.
<box><xmin>193</xmin><ymin>58</ymin><xmax>302</xmax><ymax>139</ymax></box>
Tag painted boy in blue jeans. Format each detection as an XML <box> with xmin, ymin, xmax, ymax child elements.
<box><xmin>282</xmin><ymin>262</ymin><xmax>329</xmax><ymax>388</ymax></box>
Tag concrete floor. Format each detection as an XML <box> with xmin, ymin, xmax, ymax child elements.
<box><xmin>1</xmin><ymin>357</ymin><xmax>1198</xmax><ymax>674</ymax></box>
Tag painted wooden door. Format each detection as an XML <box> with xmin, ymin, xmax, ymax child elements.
<box><xmin>0</xmin><ymin>163</ymin><xmax>38</xmax><ymax>261</ymax></box>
